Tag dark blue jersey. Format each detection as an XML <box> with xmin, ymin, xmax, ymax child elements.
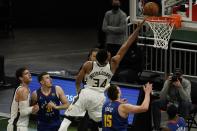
<box><xmin>102</xmin><ymin>101</ymin><xmax>128</xmax><ymax>131</ymax></box>
<box><xmin>167</xmin><ymin>117</ymin><xmax>186</xmax><ymax>131</ymax></box>
<box><xmin>36</xmin><ymin>86</ymin><xmax>61</xmax><ymax>124</ymax></box>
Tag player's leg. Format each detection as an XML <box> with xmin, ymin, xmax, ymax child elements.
<box><xmin>7</xmin><ymin>126</ymin><xmax>28</xmax><ymax>131</ymax></box>
<box><xmin>58</xmin><ymin>118</ymin><xmax>71</xmax><ymax>131</ymax></box>
<box><xmin>7</xmin><ymin>124</ymin><xmax>14</xmax><ymax>131</ymax></box>
<box><xmin>59</xmin><ymin>89</ymin><xmax>87</xmax><ymax>131</ymax></box>
<box><xmin>85</xmin><ymin>89</ymin><xmax>105</xmax><ymax>130</ymax></box>
<box><xmin>7</xmin><ymin>124</ymin><xmax>28</xmax><ymax>131</ymax></box>
<box><xmin>64</xmin><ymin>90</ymin><xmax>86</xmax><ymax>117</ymax></box>
<box><xmin>17</xmin><ymin>126</ymin><xmax>28</xmax><ymax>131</ymax></box>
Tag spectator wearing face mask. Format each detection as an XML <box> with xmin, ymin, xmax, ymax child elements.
<box><xmin>102</xmin><ymin>0</ymin><xmax>127</xmax><ymax>57</ymax></box>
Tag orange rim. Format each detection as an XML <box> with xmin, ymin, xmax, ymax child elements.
<box><xmin>145</xmin><ymin>15</ymin><xmax>181</xmax><ymax>28</ymax></box>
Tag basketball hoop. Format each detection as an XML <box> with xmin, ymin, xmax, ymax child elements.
<box><xmin>145</xmin><ymin>14</ymin><xmax>181</xmax><ymax>50</ymax></box>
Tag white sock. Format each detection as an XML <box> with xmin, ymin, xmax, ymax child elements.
<box><xmin>58</xmin><ymin>118</ymin><xmax>71</xmax><ymax>131</ymax></box>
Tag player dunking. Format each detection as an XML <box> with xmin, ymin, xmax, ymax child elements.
<box><xmin>77</xmin><ymin>47</ymin><xmax>100</xmax><ymax>131</ymax></box>
<box><xmin>58</xmin><ymin>20</ymin><xmax>145</xmax><ymax>131</ymax></box>
<box><xmin>7</xmin><ymin>67</ymin><xmax>39</xmax><ymax>131</ymax></box>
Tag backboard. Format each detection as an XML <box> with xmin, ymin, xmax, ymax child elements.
<box><xmin>130</xmin><ymin>0</ymin><xmax>197</xmax><ymax>30</ymax></box>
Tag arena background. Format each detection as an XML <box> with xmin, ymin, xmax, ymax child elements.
<box><xmin>0</xmin><ymin>0</ymin><xmax>196</xmax><ymax>130</ymax></box>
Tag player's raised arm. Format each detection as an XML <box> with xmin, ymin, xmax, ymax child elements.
<box><xmin>120</xmin><ymin>82</ymin><xmax>152</xmax><ymax>114</ymax></box>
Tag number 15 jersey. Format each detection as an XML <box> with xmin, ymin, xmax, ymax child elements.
<box><xmin>102</xmin><ymin>101</ymin><xmax>128</xmax><ymax>131</ymax></box>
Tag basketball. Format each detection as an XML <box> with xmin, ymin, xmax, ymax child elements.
<box><xmin>143</xmin><ymin>2</ymin><xmax>159</xmax><ymax>16</ymax></box>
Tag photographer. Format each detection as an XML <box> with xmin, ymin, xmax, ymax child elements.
<box><xmin>152</xmin><ymin>68</ymin><xmax>192</xmax><ymax>131</ymax></box>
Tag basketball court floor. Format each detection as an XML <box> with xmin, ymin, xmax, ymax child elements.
<box><xmin>0</xmin><ymin>27</ymin><xmax>196</xmax><ymax>131</ymax></box>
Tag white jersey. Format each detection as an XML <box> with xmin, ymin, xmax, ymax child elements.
<box><xmin>60</xmin><ymin>61</ymin><xmax>113</xmax><ymax>130</ymax></box>
<box><xmin>8</xmin><ymin>86</ymin><xmax>31</xmax><ymax>127</ymax></box>
<box><xmin>84</xmin><ymin>61</ymin><xmax>113</xmax><ymax>92</ymax></box>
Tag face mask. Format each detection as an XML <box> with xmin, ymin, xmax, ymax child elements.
<box><xmin>112</xmin><ymin>5</ymin><xmax>120</xmax><ymax>11</ymax></box>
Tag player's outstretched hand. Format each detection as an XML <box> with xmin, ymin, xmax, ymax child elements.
<box><xmin>143</xmin><ymin>82</ymin><xmax>153</xmax><ymax>94</ymax></box>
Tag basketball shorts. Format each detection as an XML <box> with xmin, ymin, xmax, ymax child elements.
<box><xmin>65</xmin><ymin>88</ymin><xmax>105</xmax><ymax>122</ymax></box>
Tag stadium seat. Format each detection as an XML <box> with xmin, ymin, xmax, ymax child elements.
<box><xmin>187</xmin><ymin>104</ymin><xmax>197</xmax><ymax>131</ymax></box>
<box><xmin>187</xmin><ymin>81</ymin><xmax>197</xmax><ymax>131</ymax></box>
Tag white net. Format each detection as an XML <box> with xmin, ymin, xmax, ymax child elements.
<box><xmin>146</xmin><ymin>18</ymin><xmax>174</xmax><ymax>50</ymax></box>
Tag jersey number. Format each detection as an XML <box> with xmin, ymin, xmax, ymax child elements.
<box><xmin>93</xmin><ymin>78</ymin><xmax>107</xmax><ymax>87</ymax></box>
<box><xmin>46</xmin><ymin>107</ymin><xmax>53</xmax><ymax>112</ymax></box>
<box><xmin>104</xmin><ymin>114</ymin><xmax>112</xmax><ymax>127</ymax></box>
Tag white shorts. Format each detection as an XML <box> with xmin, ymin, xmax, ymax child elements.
<box><xmin>65</xmin><ymin>88</ymin><xmax>105</xmax><ymax>122</ymax></box>
<box><xmin>7</xmin><ymin>124</ymin><xmax>28</xmax><ymax>131</ymax></box>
